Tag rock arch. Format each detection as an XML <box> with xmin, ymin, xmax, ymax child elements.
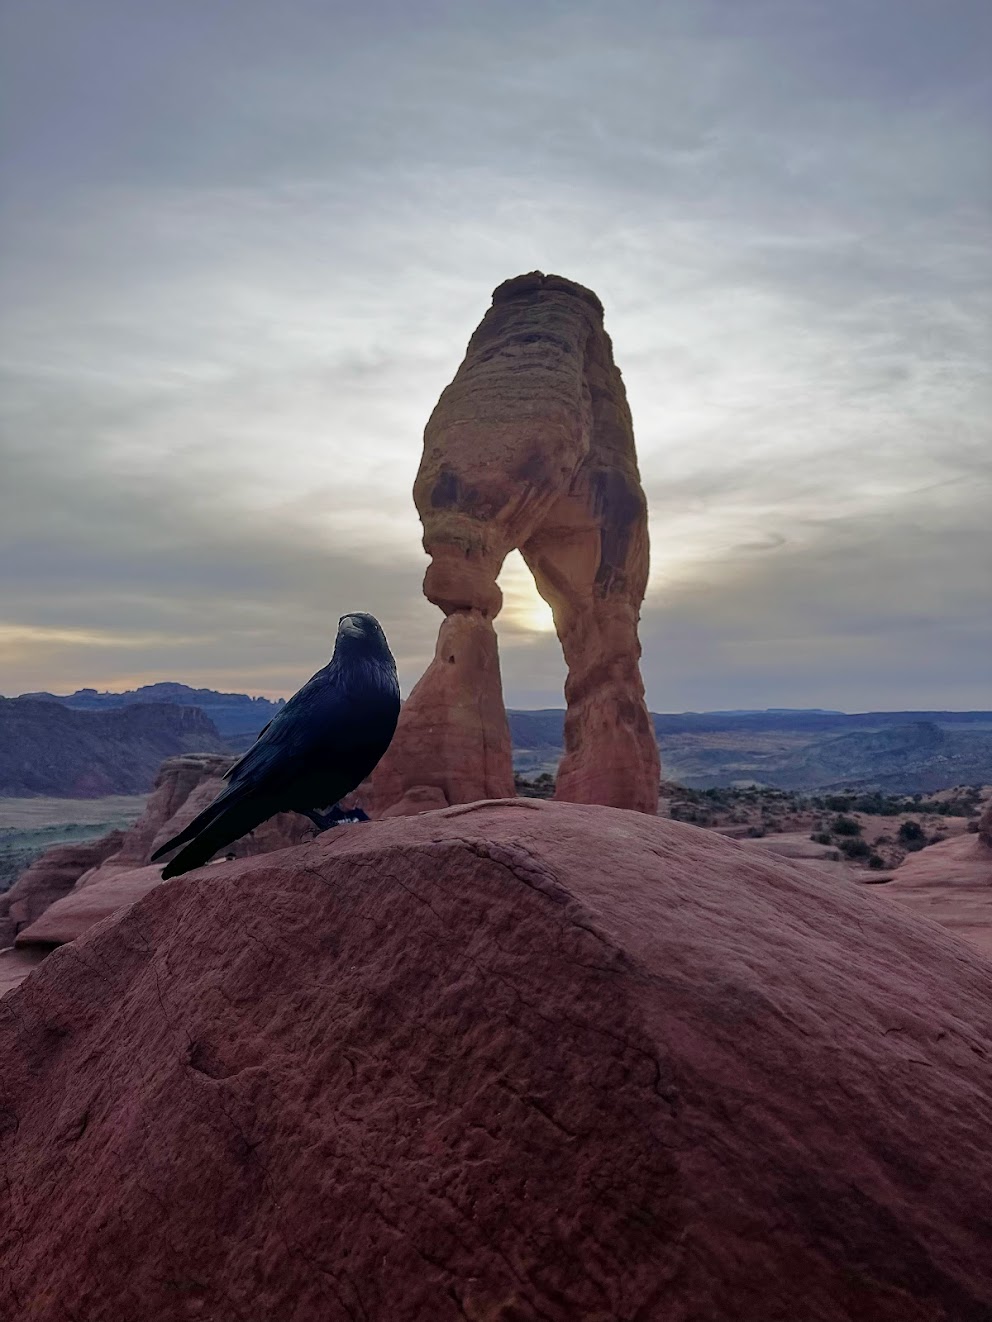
<box><xmin>372</xmin><ymin>272</ymin><xmax>660</xmax><ymax>816</ymax></box>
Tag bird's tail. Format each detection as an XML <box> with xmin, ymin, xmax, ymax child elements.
<box><xmin>151</xmin><ymin>783</ymin><xmax>268</xmax><ymax>880</ymax></box>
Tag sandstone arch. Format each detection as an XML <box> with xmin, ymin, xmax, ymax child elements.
<box><xmin>373</xmin><ymin>272</ymin><xmax>659</xmax><ymax>816</ymax></box>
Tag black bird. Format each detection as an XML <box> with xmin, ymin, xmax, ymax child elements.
<box><xmin>151</xmin><ymin>612</ymin><xmax>400</xmax><ymax>880</ymax></box>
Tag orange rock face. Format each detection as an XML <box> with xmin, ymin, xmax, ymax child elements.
<box><xmin>372</xmin><ymin>611</ymin><xmax>513</xmax><ymax>816</ymax></box>
<box><xmin>374</xmin><ymin>272</ymin><xmax>659</xmax><ymax>815</ymax></box>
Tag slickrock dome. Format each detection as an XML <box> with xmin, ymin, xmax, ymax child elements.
<box><xmin>1</xmin><ymin>800</ymin><xmax>989</xmax><ymax>1321</ymax></box>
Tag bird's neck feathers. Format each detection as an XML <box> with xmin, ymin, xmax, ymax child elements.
<box><xmin>331</xmin><ymin>638</ymin><xmax>399</xmax><ymax>693</ymax></box>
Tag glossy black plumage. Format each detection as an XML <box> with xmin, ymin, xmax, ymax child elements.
<box><xmin>151</xmin><ymin>612</ymin><xmax>400</xmax><ymax>879</ymax></box>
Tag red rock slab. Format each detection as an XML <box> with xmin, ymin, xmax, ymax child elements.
<box><xmin>884</xmin><ymin>832</ymin><xmax>992</xmax><ymax>959</ymax></box>
<box><xmin>1</xmin><ymin>800</ymin><xmax>989</xmax><ymax>1322</ymax></box>
<box><xmin>0</xmin><ymin>829</ymin><xmax>126</xmax><ymax>947</ymax></box>
<box><xmin>0</xmin><ymin>946</ymin><xmax>45</xmax><ymax>998</ymax></box>
<box><xmin>13</xmin><ymin>864</ymin><xmax>168</xmax><ymax>947</ymax></box>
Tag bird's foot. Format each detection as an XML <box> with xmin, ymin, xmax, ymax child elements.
<box><xmin>302</xmin><ymin>804</ymin><xmax>370</xmax><ymax>833</ymax></box>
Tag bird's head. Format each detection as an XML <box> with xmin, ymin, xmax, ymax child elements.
<box><xmin>333</xmin><ymin>612</ymin><xmax>397</xmax><ymax>674</ymax></box>
<box><xmin>337</xmin><ymin>611</ymin><xmax>383</xmax><ymax>642</ymax></box>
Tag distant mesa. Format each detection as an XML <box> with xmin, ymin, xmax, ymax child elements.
<box><xmin>373</xmin><ymin>271</ymin><xmax>660</xmax><ymax>817</ymax></box>
<box><xmin>0</xmin><ymin>698</ymin><xmax>227</xmax><ymax>797</ymax></box>
<box><xmin>17</xmin><ymin>682</ymin><xmax>284</xmax><ymax>739</ymax></box>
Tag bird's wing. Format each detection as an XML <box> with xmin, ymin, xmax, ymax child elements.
<box><xmin>223</xmin><ymin>665</ymin><xmax>367</xmax><ymax>792</ymax></box>
<box><xmin>222</xmin><ymin>719</ymin><xmax>272</xmax><ymax>780</ymax></box>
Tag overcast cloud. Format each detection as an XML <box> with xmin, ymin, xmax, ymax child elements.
<box><xmin>1</xmin><ymin>0</ymin><xmax>989</xmax><ymax>709</ymax></box>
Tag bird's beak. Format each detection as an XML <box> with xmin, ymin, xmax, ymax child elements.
<box><xmin>339</xmin><ymin>616</ymin><xmax>364</xmax><ymax>638</ymax></box>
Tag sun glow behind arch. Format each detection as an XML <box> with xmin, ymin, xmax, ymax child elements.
<box><xmin>498</xmin><ymin>550</ymin><xmax>557</xmax><ymax>636</ymax></box>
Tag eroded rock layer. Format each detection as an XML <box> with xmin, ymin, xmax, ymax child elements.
<box><xmin>1</xmin><ymin>802</ymin><xmax>989</xmax><ymax>1321</ymax></box>
<box><xmin>373</xmin><ymin>272</ymin><xmax>659</xmax><ymax>815</ymax></box>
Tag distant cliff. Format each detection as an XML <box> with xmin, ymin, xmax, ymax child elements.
<box><xmin>17</xmin><ymin>682</ymin><xmax>283</xmax><ymax>739</ymax></box>
<box><xmin>0</xmin><ymin>699</ymin><xmax>227</xmax><ymax>796</ymax></box>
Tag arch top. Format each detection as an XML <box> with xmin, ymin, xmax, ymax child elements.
<box><xmin>491</xmin><ymin>271</ymin><xmax>605</xmax><ymax>319</ymax></box>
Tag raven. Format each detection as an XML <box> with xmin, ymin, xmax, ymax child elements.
<box><xmin>151</xmin><ymin>612</ymin><xmax>400</xmax><ymax>880</ymax></box>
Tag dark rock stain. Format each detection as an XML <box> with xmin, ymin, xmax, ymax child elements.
<box><xmin>590</xmin><ymin>469</ymin><xmax>645</xmax><ymax>592</ymax></box>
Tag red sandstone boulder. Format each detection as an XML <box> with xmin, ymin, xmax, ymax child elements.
<box><xmin>14</xmin><ymin>864</ymin><xmax>169</xmax><ymax>947</ymax></box>
<box><xmin>0</xmin><ymin>829</ymin><xmax>125</xmax><ymax>948</ymax></box>
<box><xmin>1</xmin><ymin>801</ymin><xmax>989</xmax><ymax>1321</ymax></box>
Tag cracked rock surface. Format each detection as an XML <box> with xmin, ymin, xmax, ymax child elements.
<box><xmin>1</xmin><ymin>799</ymin><xmax>990</xmax><ymax>1321</ymax></box>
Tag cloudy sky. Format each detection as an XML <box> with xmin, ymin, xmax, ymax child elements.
<box><xmin>1</xmin><ymin>0</ymin><xmax>989</xmax><ymax>711</ymax></box>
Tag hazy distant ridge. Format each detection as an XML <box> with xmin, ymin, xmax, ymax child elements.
<box><xmin>8</xmin><ymin>686</ymin><xmax>992</xmax><ymax>796</ymax></box>
<box><xmin>508</xmin><ymin>708</ymin><xmax>992</xmax><ymax>741</ymax></box>
<box><xmin>508</xmin><ymin>709</ymin><xmax>992</xmax><ymax>793</ymax></box>
<box><xmin>17</xmin><ymin>683</ymin><xmax>285</xmax><ymax>738</ymax></box>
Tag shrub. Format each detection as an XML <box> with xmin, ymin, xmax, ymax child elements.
<box><xmin>868</xmin><ymin>854</ymin><xmax>886</xmax><ymax>869</ymax></box>
<box><xmin>849</xmin><ymin>793</ymin><xmax>902</xmax><ymax>816</ymax></box>
<box><xmin>811</xmin><ymin>832</ymin><xmax>833</xmax><ymax>846</ymax></box>
<box><xmin>898</xmin><ymin>820</ymin><xmax>924</xmax><ymax>843</ymax></box>
<box><xmin>671</xmin><ymin>803</ymin><xmax>715</xmax><ymax>825</ymax></box>
<box><xmin>515</xmin><ymin>774</ymin><xmax>555</xmax><ymax>800</ymax></box>
<box><xmin>833</xmin><ymin>815</ymin><xmax>862</xmax><ymax>836</ymax></box>
<box><xmin>838</xmin><ymin>837</ymin><xmax>871</xmax><ymax>859</ymax></box>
